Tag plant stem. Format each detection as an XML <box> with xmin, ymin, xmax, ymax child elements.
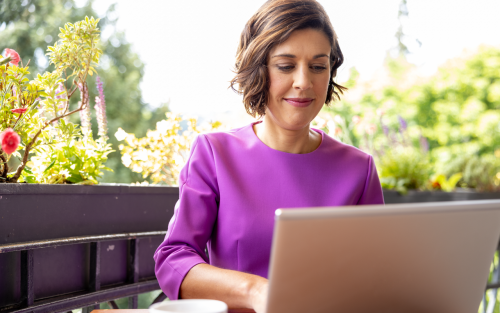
<box><xmin>8</xmin><ymin>86</ymin><xmax>88</xmax><ymax>182</ymax></box>
<box><xmin>0</xmin><ymin>153</ymin><xmax>8</xmax><ymax>179</ymax></box>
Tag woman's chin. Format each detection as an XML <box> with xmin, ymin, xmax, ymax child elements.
<box><xmin>277</xmin><ymin>119</ymin><xmax>313</xmax><ymax>131</ymax></box>
<box><xmin>266</xmin><ymin>108</ymin><xmax>315</xmax><ymax>131</ymax></box>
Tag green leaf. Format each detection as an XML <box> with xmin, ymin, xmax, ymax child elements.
<box><xmin>25</xmin><ymin>176</ymin><xmax>38</xmax><ymax>184</ymax></box>
<box><xmin>43</xmin><ymin>160</ymin><xmax>56</xmax><ymax>173</ymax></box>
<box><xmin>67</xmin><ymin>174</ymin><xmax>84</xmax><ymax>183</ymax></box>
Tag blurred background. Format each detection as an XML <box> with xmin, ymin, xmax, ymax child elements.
<box><xmin>1</xmin><ymin>0</ymin><xmax>500</xmax><ymax>188</ymax></box>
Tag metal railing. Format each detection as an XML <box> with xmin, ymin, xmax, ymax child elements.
<box><xmin>2</xmin><ymin>216</ymin><xmax>499</xmax><ymax>312</ymax></box>
<box><xmin>0</xmin><ymin>231</ymin><xmax>167</xmax><ymax>313</ymax></box>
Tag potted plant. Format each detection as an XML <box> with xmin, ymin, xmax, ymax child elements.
<box><xmin>0</xmin><ymin>17</ymin><xmax>178</xmax><ymax>311</ymax></box>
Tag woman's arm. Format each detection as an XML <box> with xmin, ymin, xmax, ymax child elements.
<box><xmin>181</xmin><ymin>263</ymin><xmax>268</xmax><ymax>312</ymax></box>
<box><xmin>155</xmin><ymin>134</ymin><xmax>267</xmax><ymax>312</ymax></box>
<box><xmin>357</xmin><ymin>155</ymin><xmax>385</xmax><ymax>205</ymax></box>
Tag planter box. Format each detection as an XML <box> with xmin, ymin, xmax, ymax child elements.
<box><xmin>383</xmin><ymin>188</ymin><xmax>500</xmax><ymax>204</ymax></box>
<box><xmin>0</xmin><ymin>184</ymin><xmax>178</xmax><ymax>311</ymax></box>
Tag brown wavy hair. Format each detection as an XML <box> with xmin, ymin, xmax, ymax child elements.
<box><xmin>229</xmin><ymin>0</ymin><xmax>347</xmax><ymax>118</ymax></box>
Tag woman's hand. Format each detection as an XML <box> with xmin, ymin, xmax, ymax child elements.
<box><xmin>181</xmin><ymin>264</ymin><xmax>268</xmax><ymax>312</ymax></box>
<box><xmin>248</xmin><ymin>277</ymin><xmax>268</xmax><ymax>313</ymax></box>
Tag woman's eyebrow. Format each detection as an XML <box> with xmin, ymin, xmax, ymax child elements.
<box><xmin>271</xmin><ymin>53</ymin><xmax>295</xmax><ymax>59</ymax></box>
<box><xmin>312</xmin><ymin>54</ymin><xmax>329</xmax><ymax>59</ymax></box>
<box><xmin>271</xmin><ymin>53</ymin><xmax>330</xmax><ymax>59</ymax></box>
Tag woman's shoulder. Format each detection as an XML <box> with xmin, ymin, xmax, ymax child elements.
<box><xmin>318</xmin><ymin>130</ymin><xmax>373</xmax><ymax>162</ymax></box>
<box><xmin>200</xmin><ymin>124</ymin><xmax>254</xmax><ymax>148</ymax></box>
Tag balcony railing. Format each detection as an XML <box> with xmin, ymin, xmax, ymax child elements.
<box><xmin>1</xmin><ymin>186</ymin><xmax>500</xmax><ymax>312</ymax></box>
<box><xmin>0</xmin><ymin>231</ymin><xmax>167</xmax><ymax>313</ymax></box>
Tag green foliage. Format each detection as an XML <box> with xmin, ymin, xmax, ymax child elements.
<box><xmin>0</xmin><ymin>15</ymin><xmax>112</xmax><ymax>184</ymax></box>
<box><xmin>326</xmin><ymin>46</ymin><xmax>500</xmax><ymax>192</ymax></box>
<box><xmin>440</xmin><ymin>154</ymin><xmax>500</xmax><ymax>192</ymax></box>
<box><xmin>48</xmin><ymin>16</ymin><xmax>101</xmax><ymax>81</ymax></box>
<box><xmin>20</xmin><ymin>120</ymin><xmax>113</xmax><ymax>184</ymax></box>
<box><xmin>1</xmin><ymin>0</ymin><xmax>164</xmax><ymax>184</ymax></box>
<box><xmin>378</xmin><ymin>146</ymin><xmax>431</xmax><ymax>194</ymax></box>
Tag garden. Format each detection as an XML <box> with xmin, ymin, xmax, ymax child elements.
<box><xmin>1</xmin><ymin>1</ymin><xmax>500</xmax><ymax>312</ymax></box>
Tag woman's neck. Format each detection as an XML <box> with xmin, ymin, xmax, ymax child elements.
<box><xmin>252</xmin><ymin>116</ymin><xmax>322</xmax><ymax>154</ymax></box>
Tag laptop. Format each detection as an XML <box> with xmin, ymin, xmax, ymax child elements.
<box><xmin>266</xmin><ymin>200</ymin><xmax>500</xmax><ymax>313</ymax></box>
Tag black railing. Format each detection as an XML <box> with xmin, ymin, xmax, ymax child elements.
<box><xmin>0</xmin><ymin>231</ymin><xmax>167</xmax><ymax>313</ymax></box>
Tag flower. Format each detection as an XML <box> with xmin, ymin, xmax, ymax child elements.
<box><xmin>157</xmin><ymin>120</ymin><xmax>175</xmax><ymax>133</ymax></box>
<box><xmin>4</xmin><ymin>49</ymin><xmax>20</xmax><ymax>66</ymax></box>
<box><xmin>398</xmin><ymin>115</ymin><xmax>407</xmax><ymax>131</ymax></box>
<box><xmin>365</xmin><ymin>123</ymin><xmax>377</xmax><ymax>135</ymax></box>
<box><xmin>352</xmin><ymin>115</ymin><xmax>361</xmax><ymax>125</ymax></box>
<box><xmin>334</xmin><ymin>115</ymin><xmax>343</xmax><ymax>124</ymax></box>
<box><xmin>313</xmin><ymin>117</ymin><xmax>327</xmax><ymax>128</ymax></box>
<box><xmin>55</xmin><ymin>84</ymin><xmax>69</xmax><ymax>123</ymax></box>
<box><xmin>55</xmin><ymin>84</ymin><xmax>68</xmax><ymax>110</ymax></box>
<box><xmin>0</xmin><ymin>128</ymin><xmax>20</xmax><ymax>155</ymax></box>
<box><xmin>419</xmin><ymin>135</ymin><xmax>429</xmax><ymax>153</ymax></box>
<box><xmin>382</xmin><ymin>124</ymin><xmax>389</xmax><ymax>136</ymax></box>
<box><xmin>94</xmin><ymin>76</ymin><xmax>108</xmax><ymax>138</ymax></box>
<box><xmin>115</xmin><ymin>128</ymin><xmax>128</xmax><ymax>141</ymax></box>
<box><xmin>11</xmin><ymin>108</ymin><xmax>27</xmax><ymax>114</ymax></box>
<box><xmin>78</xmin><ymin>83</ymin><xmax>91</xmax><ymax>136</ymax></box>
<box><xmin>376</xmin><ymin>108</ymin><xmax>385</xmax><ymax>116</ymax></box>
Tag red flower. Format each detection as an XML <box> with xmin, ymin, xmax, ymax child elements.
<box><xmin>11</xmin><ymin>108</ymin><xmax>27</xmax><ymax>114</ymax></box>
<box><xmin>431</xmin><ymin>181</ymin><xmax>441</xmax><ymax>190</ymax></box>
<box><xmin>0</xmin><ymin>128</ymin><xmax>20</xmax><ymax>155</ymax></box>
<box><xmin>4</xmin><ymin>49</ymin><xmax>20</xmax><ymax>66</ymax></box>
<box><xmin>365</xmin><ymin>123</ymin><xmax>377</xmax><ymax>135</ymax></box>
<box><xmin>352</xmin><ymin>115</ymin><xmax>361</xmax><ymax>125</ymax></box>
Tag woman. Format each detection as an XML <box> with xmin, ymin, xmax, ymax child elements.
<box><xmin>154</xmin><ymin>0</ymin><xmax>384</xmax><ymax>312</ymax></box>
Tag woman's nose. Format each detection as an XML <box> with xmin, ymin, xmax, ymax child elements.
<box><xmin>292</xmin><ymin>65</ymin><xmax>313</xmax><ymax>91</ymax></box>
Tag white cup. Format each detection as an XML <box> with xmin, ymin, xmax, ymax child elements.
<box><xmin>149</xmin><ymin>299</ymin><xmax>228</xmax><ymax>313</ymax></box>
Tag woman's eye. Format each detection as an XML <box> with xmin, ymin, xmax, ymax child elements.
<box><xmin>311</xmin><ymin>65</ymin><xmax>327</xmax><ymax>72</ymax></box>
<box><xmin>277</xmin><ymin>65</ymin><xmax>294</xmax><ymax>72</ymax></box>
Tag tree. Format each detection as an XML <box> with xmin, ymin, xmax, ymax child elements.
<box><xmin>0</xmin><ymin>0</ymin><xmax>168</xmax><ymax>183</ymax></box>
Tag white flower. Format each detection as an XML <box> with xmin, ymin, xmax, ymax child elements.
<box><xmin>327</xmin><ymin>120</ymin><xmax>336</xmax><ymax>135</ymax></box>
<box><xmin>135</xmin><ymin>150</ymin><xmax>149</xmax><ymax>161</ymax></box>
<box><xmin>313</xmin><ymin>117</ymin><xmax>326</xmax><ymax>128</ymax></box>
<box><xmin>157</xmin><ymin>120</ymin><xmax>174</xmax><ymax>133</ymax></box>
<box><xmin>60</xmin><ymin>169</ymin><xmax>70</xmax><ymax>176</ymax></box>
<box><xmin>334</xmin><ymin>115</ymin><xmax>343</xmax><ymax>124</ymax></box>
<box><xmin>122</xmin><ymin>154</ymin><xmax>132</xmax><ymax>167</ymax></box>
<box><xmin>115</xmin><ymin>128</ymin><xmax>128</xmax><ymax>141</ymax></box>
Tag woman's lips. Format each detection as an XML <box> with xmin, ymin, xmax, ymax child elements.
<box><xmin>284</xmin><ymin>98</ymin><xmax>313</xmax><ymax>107</ymax></box>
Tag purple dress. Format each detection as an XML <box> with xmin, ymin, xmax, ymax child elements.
<box><xmin>154</xmin><ymin>123</ymin><xmax>384</xmax><ymax>299</ymax></box>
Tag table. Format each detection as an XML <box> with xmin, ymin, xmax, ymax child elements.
<box><xmin>93</xmin><ymin>309</ymin><xmax>255</xmax><ymax>313</ymax></box>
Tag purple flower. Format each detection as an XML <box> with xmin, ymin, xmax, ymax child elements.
<box><xmin>380</xmin><ymin>120</ymin><xmax>389</xmax><ymax>136</ymax></box>
<box><xmin>398</xmin><ymin>115</ymin><xmax>407</xmax><ymax>131</ymax></box>
<box><xmin>419</xmin><ymin>135</ymin><xmax>429</xmax><ymax>153</ymax></box>
<box><xmin>78</xmin><ymin>83</ymin><xmax>91</xmax><ymax>137</ymax></box>
<box><xmin>94</xmin><ymin>76</ymin><xmax>108</xmax><ymax>139</ymax></box>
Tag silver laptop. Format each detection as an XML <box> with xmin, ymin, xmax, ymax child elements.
<box><xmin>266</xmin><ymin>200</ymin><xmax>500</xmax><ymax>313</ymax></box>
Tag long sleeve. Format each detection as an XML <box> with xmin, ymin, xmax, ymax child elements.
<box><xmin>357</xmin><ymin>155</ymin><xmax>385</xmax><ymax>205</ymax></box>
<box><xmin>154</xmin><ymin>134</ymin><xmax>220</xmax><ymax>300</ymax></box>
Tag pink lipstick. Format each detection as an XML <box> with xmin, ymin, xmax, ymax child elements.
<box><xmin>284</xmin><ymin>98</ymin><xmax>313</xmax><ymax>107</ymax></box>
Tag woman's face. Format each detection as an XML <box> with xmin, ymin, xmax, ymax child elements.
<box><xmin>266</xmin><ymin>28</ymin><xmax>331</xmax><ymax>131</ymax></box>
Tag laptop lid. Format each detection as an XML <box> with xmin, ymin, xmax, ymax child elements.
<box><xmin>266</xmin><ymin>200</ymin><xmax>500</xmax><ymax>313</ymax></box>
